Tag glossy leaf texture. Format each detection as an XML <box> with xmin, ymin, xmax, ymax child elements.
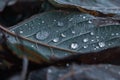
<box><xmin>28</xmin><ymin>64</ymin><xmax>120</xmax><ymax>80</ymax></box>
<box><xmin>49</xmin><ymin>0</ymin><xmax>120</xmax><ymax>16</ymax></box>
<box><xmin>9</xmin><ymin>10</ymin><xmax>120</xmax><ymax>60</ymax></box>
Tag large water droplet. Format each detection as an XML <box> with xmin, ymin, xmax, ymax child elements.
<box><xmin>36</xmin><ymin>31</ymin><xmax>49</xmax><ymax>40</ymax></box>
<box><xmin>57</xmin><ymin>21</ymin><xmax>64</xmax><ymax>27</ymax></box>
<box><xmin>70</xmin><ymin>43</ymin><xmax>79</xmax><ymax>49</ymax></box>
<box><xmin>98</xmin><ymin>42</ymin><xmax>105</xmax><ymax>47</ymax></box>
<box><xmin>61</xmin><ymin>33</ymin><xmax>66</xmax><ymax>38</ymax></box>
<box><xmin>83</xmin><ymin>38</ymin><xmax>89</xmax><ymax>42</ymax></box>
<box><xmin>53</xmin><ymin>38</ymin><xmax>59</xmax><ymax>43</ymax></box>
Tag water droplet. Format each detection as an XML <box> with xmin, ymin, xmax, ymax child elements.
<box><xmin>25</xmin><ymin>24</ymin><xmax>27</xmax><ymax>26</ymax></box>
<box><xmin>61</xmin><ymin>33</ymin><xmax>66</xmax><ymax>38</ymax></box>
<box><xmin>69</xmin><ymin>18</ymin><xmax>73</xmax><ymax>21</ymax></box>
<box><xmin>12</xmin><ymin>31</ymin><xmax>15</xmax><ymax>33</ymax></box>
<box><xmin>53</xmin><ymin>38</ymin><xmax>59</xmax><ymax>43</ymax></box>
<box><xmin>48</xmin><ymin>69</ymin><xmax>52</xmax><ymax>73</ymax></box>
<box><xmin>96</xmin><ymin>36</ymin><xmax>99</xmax><ymax>38</ymax></box>
<box><xmin>111</xmin><ymin>33</ymin><xmax>115</xmax><ymax>36</ymax></box>
<box><xmin>31</xmin><ymin>45</ymin><xmax>34</xmax><ymax>47</ymax></box>
<box><xmin>53</xmin><ymin>19</ymin><xmax>56</xmax><ymax>22</ymax></box>
<box><xmin>90</xmin><ymin>32</ymin><xmax>94</xmax><ymax>35</ymax></box>
<box><xmin>96</xmin><ymin>46</ymin><xmax>99</xmax><ymax>49</ymax></box>
<box><xmin>57</xmin><ymin>21</ymin><xmax>64</xmax><ymax>27</ymax></box>
<box><xmin>70</xmin><ymin>43</ymin><xmax>79</xmax><ymax>49</ymax></box>
<box><xmin>91</xmin><ymin>39</ymin><xmax>94</xmax><ymax>42</ymax></box>
<box><xmin>83</xmin><ymin>16</ymin><xmax>86</xmax><ymax>19</ymax></box>
<box><xmin>118</xmin><ymin>72</ymin><xmax>120</xmax><ymax>75</ymax></box>
<box><xmin>98</xmin><ymin>42</ymin><xmax>105</xmax><ymax>47</ymax></box>
<box><xmin>83</xmin><ymin>45</ymin><xmax>88</xmax><ymax>48</ymax></box>
<box><xmin>83</xmin><ymin>38</ymin><xmax>89</xmax><ymax>42</ymax></box>
<box><xmin>19</xmin><ymin>31</ymin><xmax>23</xmax><ymax>34</ymax></box>
<box><xmin>72</xmin><ymin>31</ymin><xmax>75</xmax><ymax>34</ymax></box>
<box><xmin>42</xmin><ymin>21</ymin><xmax>45</xmax><ymax>23</ymax></box>
<box><xmin>88</xmin><ymin>20</ymin><xmax>92</xmax><ymax>24</ymax></box>
<box><xmin>66</xmin><ymin>63</ymin><xmax>70</xmax><ymax>67</ymax></box>
<box><xmin>36</xmin><ymin>31</ymin><xmax>49</xmax><ymax>40</ymax></box>
<box><xmin>116</xmin><ymin>33</ymin><xmax>119</xmax><ymax>35</ymax></box>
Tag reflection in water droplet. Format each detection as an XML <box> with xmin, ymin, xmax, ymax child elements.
<box><xmin>36</xmin><ymin>31</ymin><xmax>49</xmax><ymax>40</ymax></box>
<box><xmin>90</xmin><ymin>32</ymin><xmax>94</xmax><ymax>35</ymax></box>
<box><xmin>61</xmin><ymin>33</ymin><xmax>66</xmax><ymax>38</ymax></box>
<box><xmin>70</xmin><ymin>43</ymin><xmax>79</xmax><ymax>49</ymax></box>
<box><xmin>98</xmin><ymin>42</ymin><xmax>105</xmax><ymax>47</ymax></box>
<box><xmin>57</xmin><ymin>21</ymin><xmax>64</xmax><ymax>27</ymax></box>
<box><xmin>83</xmin><ymin>38</ymin><xmax>89</xmax><ymax>42</ymax></box>
<box><xmin>88</xmin><ymin>20</ymin><xmax>92</xmax><ymax>24</ymax></box>
<box><xmin>72</xmin><ymin>31</ymin><xmax>75</xmax><ymax>34</ymax></box>
<box><xmin>83</xmin><ymin>45</ymin><xmax>88</xmax><ymax>48</ymax></box>
<box><xmin>53</xmin><ymin>38</ymin><xmax>59</xmax><ymax>43</ymax></box>
<box><xmin>20</xmin><ymin>31</ymin><xmax>23</xmax><ymax>34</ymax></box>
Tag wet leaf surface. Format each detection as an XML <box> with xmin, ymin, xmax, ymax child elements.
<box><xmin>9</xmin><ymin>10</ymin><xmax>120</xmax><ymax>60</ymax></box>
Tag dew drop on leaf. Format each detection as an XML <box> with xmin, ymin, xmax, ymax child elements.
<box><xmin>19</xmin><ymin>31</ymin><xmax>23</xmax><ymax>34</ymax></box>
<box><xmin>90</xmin><ymin>32</ymin><xmax>94</xmax><ymax>35</ymax></box>
<box><xmin>53</xmin><ymin>19</ymin><xmax>56</xmax><ymax>22</ymax></box>
<box><xmin>116</xmin><ymin>33</ymin><xmax>119</xmax><ymax>36</ymax></box>
<box><xmin>69</xmin><ymin>18</ymin><xmax>73</xmax><ymax>21</ymax></box>
<box><xmin>48</xmin><ymin>69</ymin><xmax>52</xmax><ymax>73</ymax></box>
<box><xmin>53</xmin><ymin>38</ymin><xmax>59</xmax><ymax>43</ymax></box>
<box><xmin>36</xmin><ymin>31</ymin><xmax>49</xmax><ymax>40</ymax></box>
<box><xmin>83</xmin><ymin>38</ymin><xmax>89</xmax><ymax>42</ymax></box>
<box><xmin>111</xmin><ymin>33</ymin><xmax>115</xmax><ymax>36</ymax></box>
<box><xmin>66</xmin><ymin>63</ymin><xmax>70</xmax><ymax>67</ymax></box>
<box><xmin>83</xmin><ymin>45</ymin><xmax>88</xmax><ymax>48</ymax></box>
<box><xmin>61</xmin><ymin>33</ymin><xmax>66</xmax><ymax>38</ymax></box>
<box><xmin>72</xmin><ymin>30</ymin><xmax>76</xmax><ymax>34</ymax></box>
<box><xmin>70</xmin><ymin>42</ymin><xmax>79</xmax><ymax>49</ymax></box>
<box><xmin>88</xmin><ymin>20</ymin><xmax>92</xmax><ymax>24</ymax></box>
<box><xmin>83</xmin><ymin>16</ymin><xmax>86</xmax><ymax>19</ymax></box>
<box><xmin>98</xmin><ymin>42</ymin><xmax>105</xmax><ymax>47</ymax></box>
<box><xmin>42</xmin><ymin>21</ymin><xmax>45</xmax><ymax>23</ymax></box>
<box><xmin>57</xmin><ymin>21</ymin><xmax>64</xmax><ymax>27</ymax></box>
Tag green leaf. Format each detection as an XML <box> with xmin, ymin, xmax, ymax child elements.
<box><xmin>9</xmin><ymin>10</ymin><xmax>120</xmax><ymax>60</ymax></box>
<box><xmin>49</xmin><ymin>0</ymin><xmax>120</xmax><ymax>16</ymax></box>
